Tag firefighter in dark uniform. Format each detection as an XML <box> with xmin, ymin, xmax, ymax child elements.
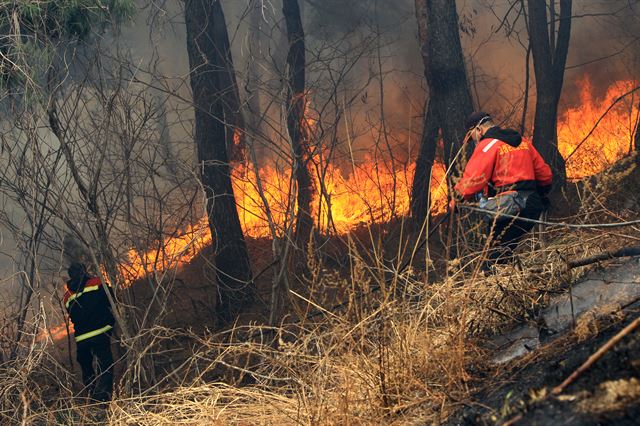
<box><xmin>454</xmin><ymin>112</ymin><xmax>553</xmax><ymax>267</ymax></box>
<box><xmin>64</xmin><ymin>262</ymin><xmax>115</xmax><ymax>401</ymax></box>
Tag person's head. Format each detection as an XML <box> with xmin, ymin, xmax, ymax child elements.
<box><xmin>67</xmin><ymin>262</ymin><xmax>89</xmax><ymax>290</ymax></box>
<box><xmin>464</xmin><ymin>111</ymin><xmax>495</xmax><ymax>144</ymax></box>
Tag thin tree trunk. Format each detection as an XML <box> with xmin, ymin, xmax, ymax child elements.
<box><xmin>246</xmin><ymin>0</ymin><xmax>264</xmax><ymax>160</ymax></box>
<box><xmin>411</xmin><ymin>0</ymin><xmax>474</xmax><ymax>224</ymax></box>
<box><xmin>527</xmin><ymin>0</ymin><xmax>571</xmax><ymax>185</ymax></box>
<box><xmin>410</xmin><ymin>98</ymin><xmax>438</xmax><ymax>222</ymax></box>
<box><xmin>634</xmin><ymin>103</ymin><xmax>640</xmax><ymax>153</ymax></box>
<box><xmin>185</xmin><ymin>0</ymin><xmax>255</xmax><ymax>324</ymax></box>
<box><xmin>520</xmin><ymin>43</ymin><xmax>532</xmax><ymax>135</ymax></box>
<box><xmin>283</xmin><ymin>0</ymin><xmax>313</xmax><ymax>249</ymax></box>
<box><xmin>210</xmin><ymin>0</ymin><xmax>246</xmax><ymax>161</ymax></box>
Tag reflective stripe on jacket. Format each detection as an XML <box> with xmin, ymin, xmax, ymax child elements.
<box><xmin>64</xmin><ymin>277</ymin><xmax>115</xmax><ymax>342</ymax></box>
<box><xmin>75</xmin><ymin>324</ymin><xmax>113</xmax><ymax>342</ymax></box>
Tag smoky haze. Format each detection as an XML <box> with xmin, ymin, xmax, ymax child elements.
<box><xmin>2</xmin><ymin>0</ymin><xmax>638</xmax><ymax>273</ymax></box>
<box><xmin>460</xmin><ymin>0</ymin><xmax>640</xmax><ymax>120</ymax></box>
<box><xmin>113</xmin><ymin>0</ymin><xmax>639</xmax><ymax>164</ymax></box>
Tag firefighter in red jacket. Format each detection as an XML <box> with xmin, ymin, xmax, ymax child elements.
<box><xmin>64</xmin><ymin>262</ymin><xmax>115</xmax><ymax>401</ymax></box>
<box><xmin>454</xmin><ymin>111</ymin><xmax>553</xmax><ymax>267</ymax></box>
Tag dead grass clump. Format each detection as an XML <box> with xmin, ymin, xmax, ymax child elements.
<box><xmin>101</xmin><ymin>253</ymin><xmax>488</xmax><ymax>424</ymax></box>
<box><xmin>108</xmin><ymin>208</ymin><xmax>639</xmax><ymax>423</ymax></box>
<box><xmin>0</xmin><ymin>344</ymin><xmax>82</xmax><ymax>425</ymax></box>
<box><xmin>110</xmin><ymin>384</ymin><xmax>302</xmax><ymax>425</ymax></box>
<box><xmin>574</xmin><ymin>303</ymin><xmax>625</xmax><ymax>343</ymax></box>
<box><xmin>106</xmin><ymin>309</ymin><xmax>478</xmax><ymax>424</ymax></box>
<box><xmin>577</xmin><ymin>377</ymin><xmax>640</xmax><ymax>415</ymax></box>
<box><xmin>443</xmin><ymin>243</ymin><xmax>568</xmax><ymax>336</ymax></box>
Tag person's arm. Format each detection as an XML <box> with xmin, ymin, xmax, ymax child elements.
<box><xmin>454</xmin><ymin>142</ymin><xmax>498</xmax><ymax>200</ymax></box>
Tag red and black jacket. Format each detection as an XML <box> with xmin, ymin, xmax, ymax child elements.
<box><xmin>454</xmin><ymin>127</ymin><xmax>553</xmax><ymax>200</ymax></box>
<box><xmin>63</xmin><ymin>276</ymin><xmax>115</xmax><ymax>342</ymax></box>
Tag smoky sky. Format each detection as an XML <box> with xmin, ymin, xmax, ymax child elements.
<box><xmin>301</xmin><ymin>0</ymin><xmax>639</xmax><ymax>118</ymax></box>
<box><xmin>105</xmin><ymin>0</ymin><xmax>640</xmax><ymax>141</ymax></box>
<box><xmin>304</xmin><ymin>0</ymin><xmax>413</xmax><ymax>36</ymax></box>
<box><xmin>564</xmin><ymin>0</ymin><xmax>640</xmax><ymax>102</ymax></box>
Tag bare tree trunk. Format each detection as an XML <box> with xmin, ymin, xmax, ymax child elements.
<box><xmin>246</xmin><ymin>0</ymin><xmax>264</xmax><ymax>159</ymax></box>
<box><xmin>283</xmin><ymin>0</ymin><xmax>314</xmax><ymax>249</ymax></box>
<box><xmin>185</xmin><ymin>0</ymin><xmax>255</xmax><ymax>324</ymax></box>
<box><xmin>411</xmin><ymin>0</ymin><xmax>474</xmax><ymax>224</ymax></box>
<box><xmin>410</xmin><ymin>98</ymin><xmax>438</xmax><ymax>221</ymax></box>
<box><xmin>520</xmin><ymin>44</ymin><xmax>532</xmax><ymax>135</ymax></box>
<box><xmin>527</xmin><ymin>0</ymin><xmax>571</xmax><ymax>185</ymax></box>
<box><xmin>210</xmin><ymin>0</ymin><xmax>246</xmax><ymax>161</ymax></box>
<box><xmin>12</xmin><ymin>243</ymin><xmax>39</xmax><ymax>358</ymax></box>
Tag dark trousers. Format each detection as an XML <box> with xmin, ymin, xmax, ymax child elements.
<box><xmin>484</xmin><ymin>193</ymin><xmax>543</xmax><ymax>267</ymax></box>
<box><xmin>76</xmin><ymin>332</ymin><xmax>113</xmax><ymax>401</ymax></box>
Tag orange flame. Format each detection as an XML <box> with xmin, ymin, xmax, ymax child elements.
<box><xmin>559</xmin><ymin>79</ymin><xmax>638</xmax><ymax>179</ymax></box>
<box><xmin>121</xmin><ymin>219</ymin><xmax>211</xmax><ymax>282</ymax></box>
<box><xmin>115</xmin><ymin>158</ymin><xmax>448</xmax><ymax>286</ymax></box>
<box><xmin>45</xmin><ymin>80</ymin><xmax>638</xmax><ymax>342</ymax></box>
<box><xmin>115</xmin><ymin>79</ymin><xmax>640</xmax><ymax>285</ymax></box>
<box><xmin>44</xmin><ymin>79</ymin><xmax>638</xmax><ymax>342</ymax></box>
<box><xmin>233</xmin><ymin>160</ymin><xmax>448</xmax><ymax>238</ymax></box>
<box><xmin>37</xmin><ymin>322</ymin><xmax>74</xmax><ymax>343</ymax></box>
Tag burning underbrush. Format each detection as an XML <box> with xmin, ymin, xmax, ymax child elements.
<box><xmin>2</xmin><ymin>79</ymin><xmax>639</xmax><ymax>423</ymax></box>
<box><xmin>3</xmin><ymin>154</ymin><xmax>639</xmax><ymax>424</ymax></box>
<box><xmin>113</xmin><ymin>78</ymin><xmax>638</xmax><ymax>286</ymax></box>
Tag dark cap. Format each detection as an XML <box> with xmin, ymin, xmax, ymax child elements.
<box><xmin>67</xmin><ymin>262</ymin><xmax>88</xmax><ymax>280</ymax></box>
<box><xmin>465</xmin><ymin>111</ymin><xmax>491</xmax><ymax>130</ymax></box>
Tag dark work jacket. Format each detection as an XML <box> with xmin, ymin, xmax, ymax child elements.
<box><xmin>64</xmin><ymin>276</ymin><xmax>115</xmax><ymax>342</ymax></box>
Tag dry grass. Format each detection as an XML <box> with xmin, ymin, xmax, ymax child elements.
<box><xmin>573</xmin><ymin>303</ymin><xmax>626</xmax><ymax>343</ymax></box>
<box><xmin>577</xmin><ymin>378</ymin><xmax>640</xmax><ymax>415</ymax></box>
<box><xmin>1</xmin><ymin>161</ymin><xmax>639</xmax><ymax>424</ymax></box>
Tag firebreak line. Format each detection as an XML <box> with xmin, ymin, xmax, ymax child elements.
<box><xmin>457</xmin><ymin>204</ymin><xmax>640</xmax><ymax>228</ymax></box>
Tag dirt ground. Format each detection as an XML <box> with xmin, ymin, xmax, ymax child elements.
<box><xmin>448</xmin><ymin>303</ymin><xmax>640</xmax><ymax>425</ymax></box>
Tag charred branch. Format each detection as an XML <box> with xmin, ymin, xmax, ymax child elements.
<box><xmin>567</xmin><ymin>246</ymin><xmax>640</xmax><ymax>268</ymax></box>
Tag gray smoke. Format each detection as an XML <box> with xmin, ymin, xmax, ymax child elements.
<box><xmin>62</xmin><ymin>234</ymin><xmax>92</xmax><ymax>267</ymax></box>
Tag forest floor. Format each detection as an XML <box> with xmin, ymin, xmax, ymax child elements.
<box><xmin>440</xmin><ymin>156</ymin><xmax>640</xmax><ymax>425</ymax></box>
<box><xmin>446</xmin><ymin>260</ymin><xmax>640</xmax><ymax>425</ymax></box>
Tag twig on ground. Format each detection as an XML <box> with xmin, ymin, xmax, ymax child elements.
<box><xmin>566</xmin><ymin>246</ymin><xmax>640</xmax><ymax>268</ymax></box>
<box><xmin>552</xmin><ymin>314</ymin><xmax>640</xmax><ymax>395</ymax></box>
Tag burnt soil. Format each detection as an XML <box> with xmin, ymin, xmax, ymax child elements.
<box><xmin>449</xmin><ymin>305</ymin><xmax>640</xmax><ymax>425</ymax></box>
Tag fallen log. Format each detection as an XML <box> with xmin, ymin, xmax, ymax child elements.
<box><xmin>567</xmin><ymin>246</ymin><xmax>640</xmax><ymax>268</ymax></box>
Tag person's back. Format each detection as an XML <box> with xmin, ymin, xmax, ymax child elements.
<box><xmin>65</xmin><ymin>276</ymin><xmax>115</xmax><ymax>341</ymax></box>
<box><xmin>455</xmin><ymin>126</ymin><xmax>552</xmax><ymax>199</ymax></box>
<box><xmin>454</xmin><ymin>112</ymin><xmax>552</xmax><ymax>268</ymax></box>
<box><xmin>64</xmin><ymin>263</ymin><xmax>115</xmax><ymax>401</ymax></box>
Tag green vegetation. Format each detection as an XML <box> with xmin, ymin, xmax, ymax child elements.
<box><xmin>0</xmin><ymin>0</ymin><xmax>134</xmax><ymax>90</ymax></box>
